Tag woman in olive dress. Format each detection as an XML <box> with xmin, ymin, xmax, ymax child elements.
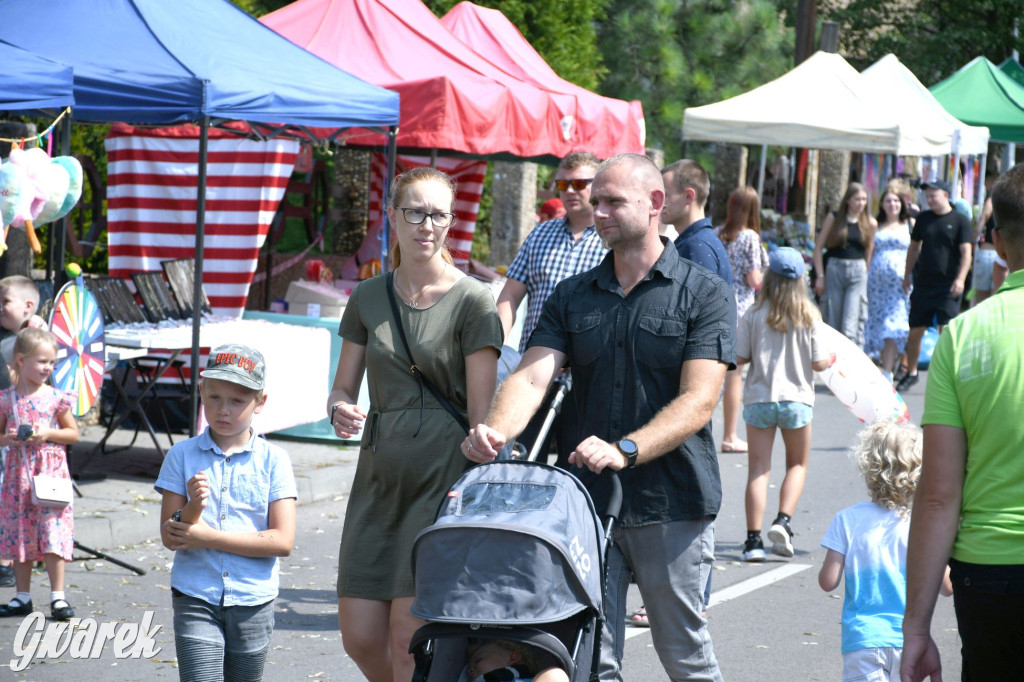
<box><xmin>327</xmin><ymin>167</ymin><xmax>502</xmax><ymax>681</ymax></box>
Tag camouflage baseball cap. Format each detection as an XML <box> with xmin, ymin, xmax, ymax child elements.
<box><xmin>200</xmin><ymin>344</ymin><xmax>266</xmax><ymax>390</ymax></box>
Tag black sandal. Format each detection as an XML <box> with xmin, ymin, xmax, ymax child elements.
<box><xmin>50</xmin><ymin>599</ymin><xmax>74</xmax><ymax>621</ymax></box>
<box><xmin>0</xmin><ymin>597</ymin><xmax>33</xmax><ymax>617</ymax></box>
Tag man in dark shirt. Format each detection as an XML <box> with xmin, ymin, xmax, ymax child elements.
<box><xmin>462</xmin><ymin>154</ymin><xmax>735</xmax><ymax>681</ymax></box>
<box><xmin>661</xmin><ymin>159</ymin><xmax>734</xmax><ymax>285</ymax></box>
<box><xmin>899</xmin><ymin>180</ymin><xmax>972</xmax><ymax>391</ymax></box>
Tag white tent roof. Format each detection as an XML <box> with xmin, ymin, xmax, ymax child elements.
<box><xmin>682</xmin><ymin>51</ymin><xmax>902</xmax><ymax>153</ymax></box>
<box><xmin>861</xmin><ymin>54</ymin><xmax>990</xmax><ymax>156</ymax></box>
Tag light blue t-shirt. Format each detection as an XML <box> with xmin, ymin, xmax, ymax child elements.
<box><xmin>155</xmin><ymin>427</ymin><xmax>297</xmax><ymax>607</ymax></box>
<box><xmin>821</xmin><ymin>501</ymin><xmax>909</xmax><ymax>653</ymax></box>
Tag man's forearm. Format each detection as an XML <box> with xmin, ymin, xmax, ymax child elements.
<box><xmin>486</xmin><ymin>370</ymin><xmax>549</xmax><ymax>440</ymax></box>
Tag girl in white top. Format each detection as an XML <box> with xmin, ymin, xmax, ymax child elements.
<box><xmin>736</xmin><ymin>248</ymin><xmax>832</xmax><ymax>562</ymax></box>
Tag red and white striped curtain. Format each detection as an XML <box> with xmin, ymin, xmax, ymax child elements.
<box><xmin>105</xmin><ymin>126</ymin><xmax>299</xmax><ymax>318</ymax></box>
<box><xmin>344</xmin><ymin>153</ymin><xmax>486</xmax><ymax>277</ymax></box>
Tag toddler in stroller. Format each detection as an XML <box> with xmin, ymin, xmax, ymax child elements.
<box><xmin>409</xmin><ymin>459</ymin><xmax>621</xmax><ymax>682</ymax></box>
<box><xmin>463</xmin><ymin>638</ymin><xmax>568</xmax><ymax>681</ymax></box>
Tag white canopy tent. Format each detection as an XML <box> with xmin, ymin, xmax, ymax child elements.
<box><xmin>682</xmin><ymin>51</ymin><xmax>903</xmax><ymax>154</ymax></box>
<box><xmin>862</xmin><ymin>54</ymin><xmax>991</xmax><ymax>205</ymax></box>
<box><xmin>861</xmin><ymin>54</ymin><xmax>990</xmax><ymax>156</ymax></box>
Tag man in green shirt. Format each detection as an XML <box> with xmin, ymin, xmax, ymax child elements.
<box><xmin>901</xmin><ymin>165</ymin><xmax>1024</xmax><ymax>681</ymax></box>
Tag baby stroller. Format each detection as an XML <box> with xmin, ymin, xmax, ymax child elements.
<box><xmin>409</xmin><ymin>459</ymin><xmax>622</xmax><ymax>681</ymax></box>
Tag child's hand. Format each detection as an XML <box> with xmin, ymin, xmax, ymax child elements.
<box><xmin>186</xmin><ymin>472</ymin><xmax>211</xmax><ymax>508</ymax></box>
<box><xmin>165</xmin><ymin>516</ymin><xmax>212</xmax><ymax>551</ymax></box>
<box><xmin>25</xmin><ymin>425</ymin><xmax>48</xmax><ymax>444</ymax></box>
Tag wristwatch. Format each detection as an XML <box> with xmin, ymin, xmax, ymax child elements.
<box><xmin>616</xmin><ymin>438</ymin><xmax>639</xmax><ymax>469</ymax></box>
<box><xmin>172</xmin><ymin>509</ymin><xmax>182</xmax><ymax>523</ymax></box>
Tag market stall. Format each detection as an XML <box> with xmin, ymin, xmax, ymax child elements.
<box><xmin>0</xmin><ymin>0</ymin><xmax>401</xmax><ymax>434</ymax></box>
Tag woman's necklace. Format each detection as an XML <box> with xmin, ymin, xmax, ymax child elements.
<box><xmin>394</xmin><ymin>263</ymin><xmax>447</xmax><ymax>308</ymax></box>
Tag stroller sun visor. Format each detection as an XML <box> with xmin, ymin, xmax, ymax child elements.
<box><xmin>412</xmin><ymin>461</ymin><xmax>604</xmax><ymax>625</ymax></box>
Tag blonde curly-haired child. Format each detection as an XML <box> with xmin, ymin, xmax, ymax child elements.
<box><xmin>818</xmin><ymin>420</ymin><xmax>952</xmax><ymax>682</ymax></box>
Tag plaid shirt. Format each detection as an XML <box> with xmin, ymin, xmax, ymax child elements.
<box><xmin>505</xmin><ymin>217</ymin><xmax>608</xmax><ymax>352</ymax></box>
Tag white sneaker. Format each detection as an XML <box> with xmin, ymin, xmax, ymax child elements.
<box><xmin>741</xmin><ymin>537</ymin><xmax>766</xmax><ymax>562</ymax></box>
<box><xmin>767</xmin><ymin>522</ymin><xmax>794</xmax><ymax>558</ymax></box>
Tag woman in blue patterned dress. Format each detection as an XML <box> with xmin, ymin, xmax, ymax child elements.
<box><xmin>865</xmin><ymin>189</ymin><xmax>911</xmax><ymax>382</ymax></box>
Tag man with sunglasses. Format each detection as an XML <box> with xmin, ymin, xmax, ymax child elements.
<box><xmin>661</xmin><ymin>159</ymin><xmax>734</xmax><ymax>285</ymax></box>
<box><xmin>496</xmin><ymin>152</ymin><xmax>607</xmax><ymax>463</ymax></box>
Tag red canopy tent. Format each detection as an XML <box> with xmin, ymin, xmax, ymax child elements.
<box><xmin>261</xmin><ymin>0</ymin><xmax>578</xmax><ymax>160</ymax></box>
<box><xmin>441</xmin><ymin>1</ymin><xmax>645</xmax><ymax>158</ymax></box>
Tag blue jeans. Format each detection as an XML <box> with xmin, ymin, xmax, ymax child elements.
<box><xmin>171</xmin><ymin>588</ymin><xmax>275</xmax><ymax>682</ymax></box>
<box><xmin>599</xmin><ymin>519</ymin><xmax>722</xmax><ymax>681</ymax></box>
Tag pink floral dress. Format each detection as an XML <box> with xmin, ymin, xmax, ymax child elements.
<box><xmin>0</xmin><ymin>386</ymin><xmax>75</xmax><ymax>561</ymax></box>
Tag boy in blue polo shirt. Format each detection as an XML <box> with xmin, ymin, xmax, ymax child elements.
<box><xmin>156</xmin><ymin>344</ymin><xmax>297</xmax><ymax>681</ymax></box>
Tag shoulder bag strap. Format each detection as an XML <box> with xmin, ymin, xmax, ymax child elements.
<box><xmin>385</xmin><ymin>272</ymin><xmax>469</xmax><ymax>434</ymax></box>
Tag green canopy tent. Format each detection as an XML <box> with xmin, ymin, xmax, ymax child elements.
<box><xmin>930</xmin><ymin>57</ymin><xmax>1024</xmax><ymax>144</ymax></box>
<box><xmin>999</xmin><ymin>57</ymin><xmax>1024</xmax><ymax>90</ymax></box>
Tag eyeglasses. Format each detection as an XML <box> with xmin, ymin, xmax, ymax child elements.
<box><xmin>398</xmin><ymin>207</ymin><xmax>457</xmax><ymax>228</ymax></box>
<box><xmin>554</xmin><ymin>178</ymin><xmax>594</xmax><ymax>192</ymax></box>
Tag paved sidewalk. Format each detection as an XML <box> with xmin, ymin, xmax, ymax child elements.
<box><xmin>70</xmin><ymin>424</ymin><xmax>359</xmax><ymax>551</ymax></box>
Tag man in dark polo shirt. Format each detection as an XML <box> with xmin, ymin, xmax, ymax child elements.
<box><xmin>661</xmin><ymin>158</ymin><xmax>733</xmax><ymax>285</ymax></box>
<box><xmin>462</xmin><ymin>154</ymin><xmax>735</xmax><ymax>681</ymax></box>
<box><xmin>899</xmin><ymin>179</ymin><xmax>972</xmax><ymax>391</ymax></box>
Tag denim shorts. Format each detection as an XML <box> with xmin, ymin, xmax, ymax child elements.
<box><xmin>172</xmin><ymin>588</ymin><xmax>275</xmax><ymax>680</ymax></box>
<box><xmin>743</xmin><ymin>401</ymin><xmax>813</xmax><ymax>429</ymax></box>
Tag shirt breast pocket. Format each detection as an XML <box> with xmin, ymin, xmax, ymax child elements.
<box><xmin>568</xmin><ymin>312</ymin><xmax>603</xmax><ymax>367</ymax></box>
<box><xmin>231</xmin><ymin>472</ymin><xmax>270</xmax><ymax>515</ymax></box>
<box><xmin>636</xmin><ymin>314</ymin><xmax>686</xmax><ymax>369</ymax></box>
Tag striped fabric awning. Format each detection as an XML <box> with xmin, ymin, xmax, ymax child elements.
<box><xmin>105</xmin><ymin>126</ymin><xmax>300</xmax><ymax>318</ymax></box>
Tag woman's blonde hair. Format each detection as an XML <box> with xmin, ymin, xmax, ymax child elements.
<box><xmin>852</xmin><ymin>420</ymin><xmax>923</xmax><ymax>514</ymax></box>
<box><xmin>388</xmin><ymin>166</ymin><xmax>457</xmax><ymax>269</ymax></box>
<box><xmin>719</xmin><ymin>186</ymin><xmax>761</xmax><ymax>243</ymax></box>
<box><xmin>826</xmin><ymin>182</ymin><xmax>876</xmax><ymax>250</ymax></box>
<box><xmin>752</xmin><ymin>268</ymin><xmax>820</xmax><ymax>332</ymax></box>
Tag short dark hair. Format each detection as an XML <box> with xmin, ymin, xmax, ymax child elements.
<box><xmin>992</xmin><ymin>164</ymin><xmax>1024</xmax><ymax>254</ymax></box>
<box><xmin>558</xmin><ymin>152</ymin><xmax>601</xmax><ymax>173</ymax></box>
<box><xmin>662</xmin><ymin>159</ymin><xmax>709</xmax><ymax>207</ymax></box>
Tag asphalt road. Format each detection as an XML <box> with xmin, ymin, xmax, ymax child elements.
<box><xmin>0</xmin><ymin>372</ymin><xmax>961</xmax><ymax>681</ymax></box>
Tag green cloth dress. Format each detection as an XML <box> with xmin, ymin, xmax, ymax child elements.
<box><xmin>336</xmin><ymin>274</ymin><xmax>502</xmax><ymax>599</ymax></box>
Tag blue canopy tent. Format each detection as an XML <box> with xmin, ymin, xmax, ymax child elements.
<box><xmin>0</xmin><ymin>0</ymin><xmax>400</xmax><ymax>431</ymax></box>
<box><xmin>0</xmin><ymin>39</ymin><xmax>74</xmax><ymax>112</ymax></box>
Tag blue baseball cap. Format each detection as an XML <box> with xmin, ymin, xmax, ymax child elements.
<box><xmin>769</xmin><ymin>247</ymin><xmax>805</xmax><ymax>279</ymax></box>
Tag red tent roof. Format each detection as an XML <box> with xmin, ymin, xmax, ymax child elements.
<box><xmin>442</xmin><ymin>1</ymin><xmax>646</xmax><ymax>158</ymax></box>
<box><xmin>261</xmin><ymin>0</ymin><xmax>579</xmax><ymax>160</ymax></box>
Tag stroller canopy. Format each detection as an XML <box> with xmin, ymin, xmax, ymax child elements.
<box><xmin>412</xmin><ymin>461</ymin><xmax>604</xmax><ymax>625</ymax></box>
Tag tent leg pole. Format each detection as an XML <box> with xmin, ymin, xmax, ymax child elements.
<box><xmin>190</xmin><ymin>117</ymin><xmax>210</xmax><ymax>438</ymax></box>
<box><xmin>978</xmin><ymin>154</ymin><xmax>989</xmax><ymax>208</ymax></box>
<box><xmin>382</xmin><ymin>127</ymin><xmax>397</xmax><ymax>272</ymax></box>
<box><xmin>757</xmin><ymin>144</ymin><xmax>767</xmax><ymax>205</ymax></box>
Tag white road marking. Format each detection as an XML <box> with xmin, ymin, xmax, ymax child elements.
<box><xmin>624</xmin><ymin>563</ymin><xmax>812</xmax><ymax>640</ymax></box>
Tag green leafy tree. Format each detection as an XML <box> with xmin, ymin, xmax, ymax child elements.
<box><xmin>820</xmin><ymin>0</ymin><xmax>1024</xmax><ymax>83</ymax></box>
<box><xmin>597</xmin><ymin>0</ymin><xmax>794</xmax><ymax>157</ymax></box>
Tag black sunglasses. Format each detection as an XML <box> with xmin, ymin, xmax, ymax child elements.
<box><xmin>554</xmin><ymin>178</ymin><xmax>594</xmax><ymax>192</ymax></box>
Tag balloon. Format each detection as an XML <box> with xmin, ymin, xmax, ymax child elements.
<box><xmin>815</xmin><ymin>324</ymin><xmax>910</xmax><ymax>424</ymax></box>
<box><xmin>33</xmin><ymin>161</ymin><xmax>71</xmax><ymax>225</ymax></box>
<box><xmin>51</xmin><ymin>156</ymin><xmax>83</xmax><ymax>221</ymax></box>
<box><xmin>0</xmin><ymin>161</ymin><xmax>24</xmax><ymax>227</ymax></box>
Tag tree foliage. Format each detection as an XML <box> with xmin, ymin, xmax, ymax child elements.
<box><xmin>820</xmin><ymin>0</ymin><xmax>1024</xmax><ymax>84</ymax></box>
<box><xmin>596</xmin><ymin>0</ymin><xmax>794</xmax><ymax>157</ymax></box>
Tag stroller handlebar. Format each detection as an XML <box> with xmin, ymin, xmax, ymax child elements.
<box><xmin>604</xmin><ymin>471</ymin><xmax>623</xmax><ymax>521</ymax></box>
